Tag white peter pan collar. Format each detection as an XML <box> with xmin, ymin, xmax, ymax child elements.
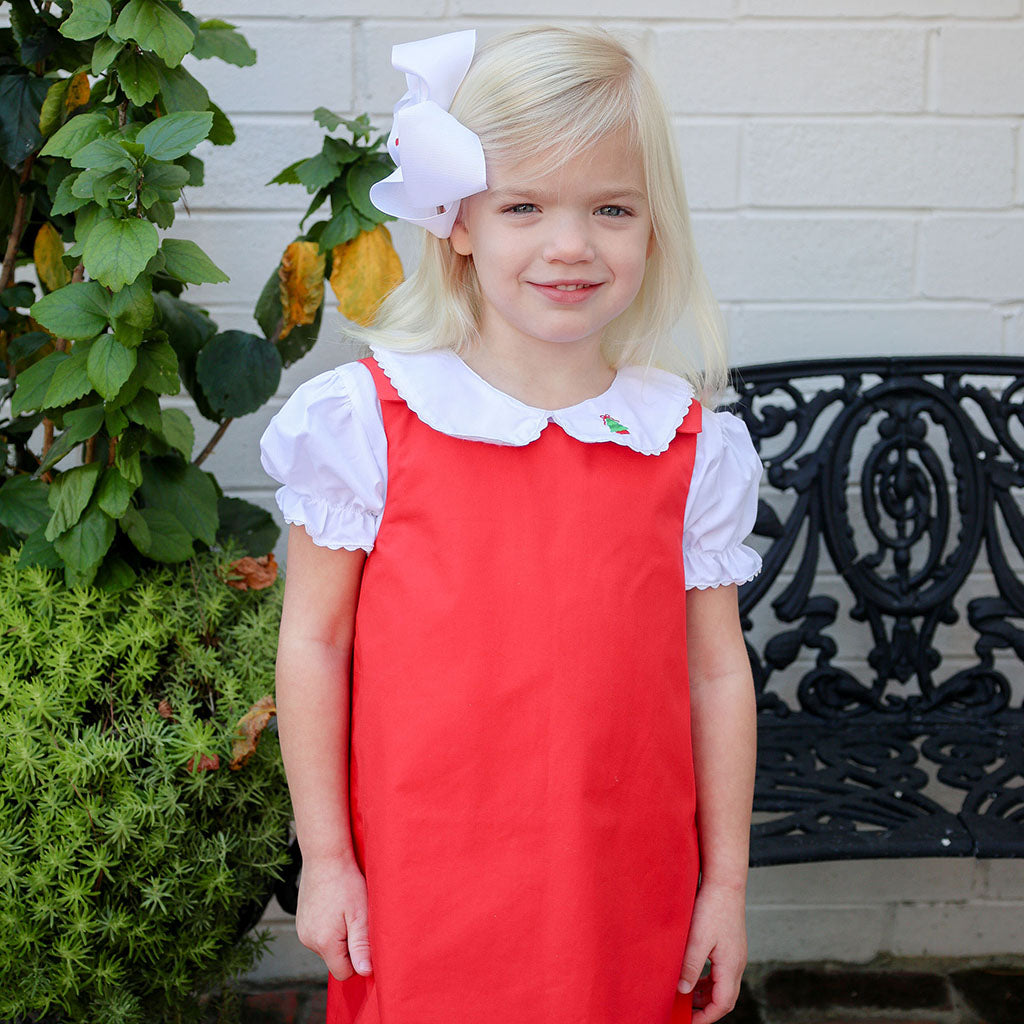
<box><xmin>370</xmin><ymin>345</ymin><xmax>696</xmax><ymax>456</ymax></box>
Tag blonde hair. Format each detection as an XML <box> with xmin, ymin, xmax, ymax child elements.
<box><xmin>350</xmin><ymin>25</ymin><xmax>730</xmax><ymax>404</ymax></box>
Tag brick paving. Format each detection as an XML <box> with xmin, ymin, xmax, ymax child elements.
<box><xmin>208</xmin><ymin>960</ymin><xmax>1024</xmax><ymax>1023</ymax></box>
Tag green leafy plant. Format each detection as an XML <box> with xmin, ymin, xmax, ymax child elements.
<box><xmin>258</xmin><ymin>108</ymin><xmax>403</xmax><ymax>360</ymax></box>
<box><xmin>0</xmin><ymin>545</ymin><xmax>290</xmax><ymax>1024</ymax></box>
<box><xmin>0</xmin><ymin>0</ymin><xmax>281</xmax><ymax>589</ymax></box>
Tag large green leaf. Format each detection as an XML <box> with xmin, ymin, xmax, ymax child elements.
<box><xmin>59</xmin><ymin>0</ymin><xmax>112</xmax><ymax>41</ymax></box>
<box><xmin>69</xmin><ymin>136</ymin><xmax>135</xmax><ymax>172</ymax></box>
<box><xmin>195</xmin><ymin>331</ymin><xmax>281</xmax><ymax>419</ymax></box>
<box><xmin>87</xmin><ymin>334</ymin><xmax>137</xmax><ymax>400</ymax></box>
<box><xmin>115</xmin><ymin>50</ymin><xmax>161</xmax><ymax>107</ymax></box>
<box><xmin>43</xmin><ymin>342</ymin><xmax>94</xmax><ymax>408</ymax></box>
<box><xmin>153</xmin><ymin>292</ymin><xmax>217</xmax><ymax>420</ymax></box>
<box><xmin>109</xmin><ymin>276</ymin><xmax>156</xmax><ymax>333</ymax></box>
<box><xmin>82</xmin><ymin>217</ymin><xmax>159</xmax><ymax>290</ymax></box>
<box><xmin>190</xmin><ymin>20</ymin><xmax>256</xmax><ymax>66</ymax></box>
<box><xmin>30</xmin><ymin>281</ymin><xmax>110</xmax><ymax>340</ymax></box>
<box><xmin>11</xmin><ymin>352</ymin><xmax>67</xmax><ymax>415</ymax></box>
<box><xmin>133</xmin><ymin>506</ymin><xmax>193</xmax><ymax>561</ymax></box>
<box><xmin>158</xmin><ymin>407</ymin><xmax>194</xmax><ymax>460</ymax></box>
<box><xmin>45</xmin><ymin>461</ymin><xmax>102</xmax><ymax>540</ymax></box>
<box><xmin>37</xmin><ymin>403</ymin><xmax>105</xmax><ymax>473</ymax></box>
<box><xmin>296</xmin><ymin>152</ymin><xmax>341</xmax><ymax>193</ymax></box>
<box><xmin>0</xmin><ymin>475</ymin><xmax>51</xmax><ymax>534</ymax></box>
<box><xmin>53</xmin><ymin>498</ymin><xmax>116</xmax><ymax>571</ymax></box>
<box><xmin>216</xmin><ymin>495</ymin><xmax>279</xmax><ymax>556</ymax></box>
<box><xmin>96</xmin><ymin>466</ymin><xmax>136</xmax><ymax>518</ymax></box>
<box><xmin>319</xmin><ymin>206</ymin><xmax>361</xmax><ymax>251</ymax></box>
<box><xmin>93</xmin><ymin>551</ymin><xmax>137</xmax><ymax>592</ymax></box>
<box><xmin>140</xmin><ymin>457</ymin><xmax>218</xmax><ymax>545</ymax></box>
<box><xmin>123</xmin><ymin>388</ymin><xmax>162</xmax><ymax>431</ymax></box>
<box><xmin>207</xmin><ymin>102</ymin><xmax>235</xmax><ymax>146</ymax></box>
<box><xmin>159</xmin><ymin>238</ymin><xmax>228</xmax><ymax>284</ymax></box>
<box><xmin>136</xmin><ymin>110</ymin><xmax>213</xmax><ymax>161</ymax></box>
<box><xmin>114</xmin><ymin>0</ymin><xmax>195</xmax><ymax>68</ymax></box>
<box><xmin>0</xmin><ymin>73</ymin><xmax>50</xmax><ymax>169</ymax></box>
<box><xmin>39</xmin><ymin>110</ymin><xmax>112</xmax><ymax>159</ymax></box>
<box><xmin>141</xmin><ymin>161</ymin><xmax>189</xmax><ymax>196</ymax></box>
<box><xmin>346</xmin><ymin>160</ymin><xmax>392</xmax><ymax>223</ymax></box>
<box><xmin>17</xmin><ymin>526</ymin><xmax>63</xmax><ymax>569</ymax></box>
<box><xmin>153</xmin><ymin>62</ymin><xmax>210</xmax><ymax>114</ymax></box>
<box><xmin>39</xmin><ymin>78</ymin><xmax>71</xmax><ymax>139</ymax></box>
<box><xmin>50</xmin><ymin>172</ymin><xmax>92</xmax><ymax>215</ymax></box>
<box><xmin>136</xmin><ymin>338</ymin><xmax>179</xmax><ymax>394</ymax></box>
<box><xmin>92</xmin><ymin>35</ymin><xmax>124</xmax><ymax>76</ymax></box>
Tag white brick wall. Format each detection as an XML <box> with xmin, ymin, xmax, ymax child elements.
<box><xmin>172</xmin><ymin>2</ymin><xmax>1024</xmax><ymax>971</ymax></box>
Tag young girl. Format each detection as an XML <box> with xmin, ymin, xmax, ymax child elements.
<box><xmin>260</xmin><ymin>26</ymin><xmax>761</xmax><ymax>1024</ymax></box>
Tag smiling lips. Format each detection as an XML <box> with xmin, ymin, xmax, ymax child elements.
<box><xmin>530</xmin><ymin>280</ymin><xmax>603</xmax><ymax>304</ymax></box>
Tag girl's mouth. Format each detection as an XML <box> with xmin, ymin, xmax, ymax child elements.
<box><xmin>530</xmin><ymin>281</ymin><xmax>601</xmax><ymax>304</ymax></box>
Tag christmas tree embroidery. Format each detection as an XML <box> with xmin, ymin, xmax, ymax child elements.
<box><xmin>601</xmin><ymin>414</ymin><xmax>630</xmax><ymax>435</ymax></box>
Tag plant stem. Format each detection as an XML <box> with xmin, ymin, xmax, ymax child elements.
<box><xmin>0</xmin><ymin>153</ymin><xmax>37</xmax><ymax>293</ymax></box>
<box><xmin>194</xmin><ymin>418</ymin><xmax>233</xmax><ymax>466</ymax></box>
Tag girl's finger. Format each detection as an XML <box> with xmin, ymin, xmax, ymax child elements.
<box><xmin>677</xmin><ymin>945</ymin><xmax>710</xmax><ymax>995</ymax></box>
<box><xmin>691</xmin><ymin>963</ymin><xmax>743</xmax><ymax>1024</ymax></box>
<box><xmin>347</xmin><ymin>911</ymin><xmax>373</xmax><ymax>976</ymax></box>
<box><xmin>324</xmin><ymin>947</ymin><xmax>355</xmax><ymax>982</ymax></box>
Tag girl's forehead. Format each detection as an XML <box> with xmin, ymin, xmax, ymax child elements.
<box><xmin>486</xmin><ymin>132</ymin><xmax>646</xmax><ymax>194</ymax></box>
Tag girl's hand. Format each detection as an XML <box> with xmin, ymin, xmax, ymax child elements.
<box><xmin>677</xmin><ymin>881</ymin><xmax>748</xmax><ymax>1024</ymax></box>
<box><xmin>295</xmin><ymin>856</ymin><xmax>373</xmax><ymax>981</ymax></box>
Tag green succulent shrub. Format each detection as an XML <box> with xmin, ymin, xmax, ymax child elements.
<box><xmin>0</xmin><ymin>545</ymin><xmax>290</xmax><ymax>1024</ymax></box>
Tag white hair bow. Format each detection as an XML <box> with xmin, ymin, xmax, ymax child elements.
<box><xmin>369</xmin><ymin>30</ymin><xmax>488</xmax><ymax>239</ymax></box>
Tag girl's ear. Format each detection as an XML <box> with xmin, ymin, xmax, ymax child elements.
<box><xmin>450</xmin><ymin>207</ymin><xmax>472</xmax><ymax>256</ymax></box>
<box><xmin>646</xmin><ymin>227</ymin><xmax>655</xmax><ymax>259</ymax></box>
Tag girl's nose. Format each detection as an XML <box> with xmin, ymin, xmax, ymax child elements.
<box><xmin>542</xmin><ymin>215</ymin><xmax>595</xmax><ymax>264</ymax></box>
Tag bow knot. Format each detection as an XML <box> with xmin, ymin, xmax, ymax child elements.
<box><xmin>369</xmin><ymin>30</ymin><xmax>488</xmax><ymax>239</ymax></box>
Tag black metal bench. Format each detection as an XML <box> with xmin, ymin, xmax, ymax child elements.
<box><xmin>730</xmin><ymin>356</ymin><xmax>1024</xmax><ymax>866</ymax></box>
<box><xmin>270</xmin><ymin>355</ymin><xmax>1024</xmax><ymax>917</ymax></box>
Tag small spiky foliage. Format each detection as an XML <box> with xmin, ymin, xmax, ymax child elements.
<box><xmin>0</xmin><ymin>546</ymin><xmax>291</xmax><ymax>1024</ymax></box>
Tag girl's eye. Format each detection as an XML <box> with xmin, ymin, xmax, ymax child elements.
<box><xmin>504</xmin><ymin>203</ymin><xmax>537</xmax><ymax>215</ymax></box>
<box><xmin>597</xmin><ymin>205</ymin><xmax>632</xmax><ymax>218</ymax></box>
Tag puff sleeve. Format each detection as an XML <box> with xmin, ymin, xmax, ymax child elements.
<box><xmin>259</xmin><ymin>363</ymin><xmax>386</xmax><ymax>552</ymax></box>
<box><xmin>683</xmin><ymin>407</ymin><xmax>764</xmax><ymax>589</ymax></box>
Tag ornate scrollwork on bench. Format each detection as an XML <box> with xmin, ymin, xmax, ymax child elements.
<box><xmin>728</xmin><ymin>357</ymin><xmax>1024</xmax><ymax>865</ymax></box>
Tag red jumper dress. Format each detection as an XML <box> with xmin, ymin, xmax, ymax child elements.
<box><xmin>326</xmin><ymin>357</ymin><xmax>704</xmax><ymax>1024</ymax></box>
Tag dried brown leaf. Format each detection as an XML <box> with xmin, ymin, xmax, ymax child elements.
<box><xmin>64</xmin><ymin>73</ymin><xmax>90</xmax><ymax>116</ymax></box>
<box><xmin>225</xmin><ymin>552</ymin><xmax>278</xmax><ymax>591</ymax></box>
<box><xmin>277</xmin><ymin>241</ymin><xmax>325</xmax><ymax>340</ymax></box>
<box><xmin>230</xmin><ymin>695</ymin><xmax>277</xmax><ymax>770</ymax></box>
<box><xmin>186</xmin><ymin>753</ymin><xmax>220</xmax><ymax>773</ymax></box>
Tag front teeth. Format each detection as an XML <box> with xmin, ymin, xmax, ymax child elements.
<box><xmin>554</xmin><ymin>284</ymin><xmax>589</xmax><ymax>290</ymax></box>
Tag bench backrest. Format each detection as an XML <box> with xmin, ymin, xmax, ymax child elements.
<box><xmin>726</xmin><ymin>356</ymin><xmax>1024</xmax><ymax>725</ymax></box>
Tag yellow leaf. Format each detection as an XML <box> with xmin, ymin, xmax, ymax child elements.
<box><xmin>64</xmin><ymin>73</ymin><xmax>91</xmax><ymax>116</ymax></box>
<box><xmin>329</xmin><ymin>224</ymin><xmax>403</xmax><ymax>327</ymax></box>
<box><xmin>277</xmin><ymin>241</ymin><xmax>325</xmax><ymax>340</ymax></box>
<box><xmin>33</xmin><ymin>223</ymin><xmax>71</xmax><ymax>293</ymax></box>
<box><xmin>230</xmin><ymin>695</ymin><xmax>277</xmax><ymax>770</ymax></box>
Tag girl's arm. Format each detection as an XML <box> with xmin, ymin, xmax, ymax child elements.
<box><xmin>275</xmin><ymin>524</ymin><xmax>373</xmax><ymax>980</ymax></box>
<box><xmin>677</xmin><ymin>582</ymin><xmax>757</xmax><ymax>1024</ymax></box>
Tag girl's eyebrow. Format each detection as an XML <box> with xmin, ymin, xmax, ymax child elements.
<box><xmin>489</xmin><ymin>186</ymin><xmax>647</xmax><ymax>204</ymax></box>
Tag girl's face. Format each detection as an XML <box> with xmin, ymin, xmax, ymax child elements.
<box><xmin>450</xmin><ymin>130</ymin><xmax>653</xmax><ymax>358</ymax></box>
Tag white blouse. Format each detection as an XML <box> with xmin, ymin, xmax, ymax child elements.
<box><xmin>259</xmin><ymin>345</ymin><xmax>764</xmax><ymax>590</ymax></box>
